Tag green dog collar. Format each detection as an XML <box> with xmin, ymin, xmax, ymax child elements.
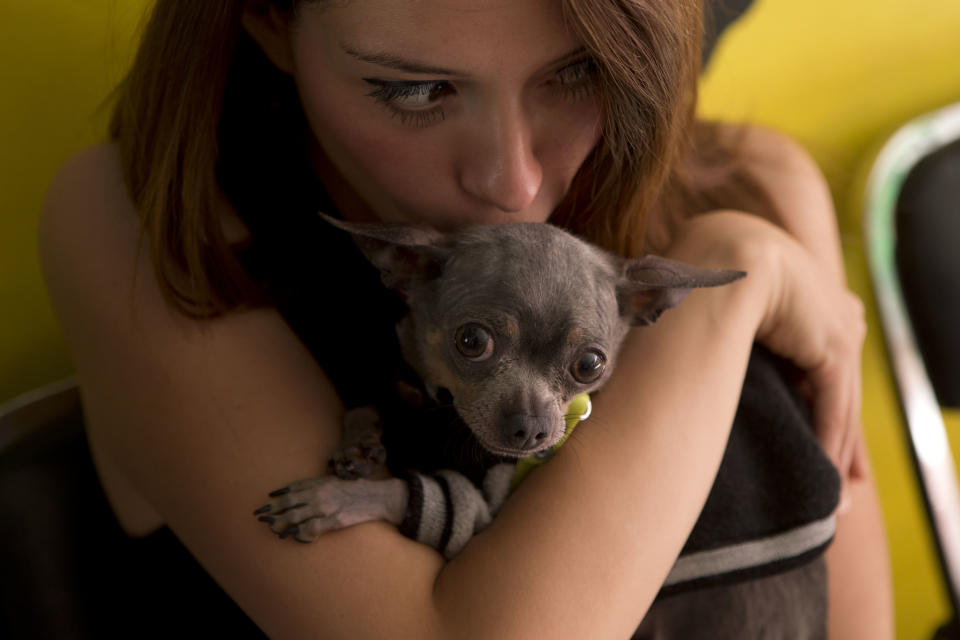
<box><xmin>511</xmin><ymin>393</ymin><xmax>591</xmax><ymax>490</ymax></box>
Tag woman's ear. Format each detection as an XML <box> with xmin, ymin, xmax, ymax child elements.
<box><xmin>242</xmin><ymin>0</ymin><xmax>296</xmax><ymax>74</ymax></box>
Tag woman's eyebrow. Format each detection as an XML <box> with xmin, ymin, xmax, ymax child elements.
<box><xmin>341</xmin><ymin>44</ymin><xmax>589</xmax><ymax>78</ymax></box>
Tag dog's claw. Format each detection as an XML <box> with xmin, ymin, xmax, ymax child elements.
<box><xmin>258</xmin><ymin>515</ymin><xmax>276</xmax><ymax>524</ymax></box>
<box><xmin>269</xmin><ymin>487</ymin><xmax>290</xmax><ymax>497</ymax></box>
<box><xmin>253</xmin><ymin>505</ymin><xmax>272</xmax><ymax>516</ymax></box>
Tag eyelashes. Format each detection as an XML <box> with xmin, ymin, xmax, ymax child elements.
<box><xmin>552</xmin><ymin>58</ymin><xmax>598</xmax><ymax>103</ymax></box>
<box><xmin>362</xmin><ymin>57</ymin><xmax>598</xmax><ymax>129</ymax></box>
<box><xmin>364</xmin><ymin>80</ymin><xmax>450</xmax><ymax>128</ymax></box>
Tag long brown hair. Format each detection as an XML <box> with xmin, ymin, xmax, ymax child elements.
<box><xmin>552</xmin><ymin>0</ymin><xmax>703</xmax><ymax>256</ymax></box>
<box><xmin>110</xmin><ymin>0</ymin><xmax>769</xmax><ymax>317</ymax></box>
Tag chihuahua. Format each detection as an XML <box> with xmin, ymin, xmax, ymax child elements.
<box><xmin>252</xmin><ymin>216</ymin><xmax>826</xmax><ymax>636</ymax></box>
<box><xmin>254</xmin><ymin>214</ymin><xmax>742</xmax><ymax>550</ymax></box>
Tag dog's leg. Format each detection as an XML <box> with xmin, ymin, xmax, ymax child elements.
<box><xmin>256</xmin><ymin>464</ymin><xmax>515</xmax><ymax>556</ymax></box>
<box><xmin>400</xmin><ymin>463</ymin><xmax>515</xmax><ymax>558</ymax></box>
<box><xmin>255</xmin><ymin>476</ymin><xmax>409</xmax><ymax>543</ymax></box>
<box><xmin>329</xmin><ymin>406</ymin><xmax>389</xmax><ymax>480</ymax></box>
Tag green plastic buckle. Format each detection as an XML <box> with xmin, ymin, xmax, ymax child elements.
<box><xmin>511</xmin><ymin>393</ymin><xmax>592</xmax><ymax>490</ymax></box>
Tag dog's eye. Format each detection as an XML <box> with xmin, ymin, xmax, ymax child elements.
<box><xmin>455</xmin><ymin>324</ymin><xmax>494</xmax><ymax>361</ymax></box>
<box><xmin>571</xmin><ymin>350</ymin><xmax>606</xmax><ymax>384</ymax></box>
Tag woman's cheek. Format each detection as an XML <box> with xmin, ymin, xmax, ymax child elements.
<box><xmin>297</xmin><ymin>81</ymin><xmax>448</xmax><ymax>212</ymax></box>
<box><xmin>337</xmin><ymin>127</ymin><xmax>454</xmax><ymax>207</ymax></box>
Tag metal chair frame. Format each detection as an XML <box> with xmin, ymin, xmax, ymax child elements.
<box><xmin>864</xmin><ymin>101</ymin><xmax>960</xmax><ymax>617</ymax></box>
<box><xmin>0</xmin><ymin>378</ymin><xmax>81</xmax><ymax>452</ymax></box>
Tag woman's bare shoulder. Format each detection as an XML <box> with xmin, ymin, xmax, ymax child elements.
<box><xmin>40</xmin><ymin>143</ymin><xmax>146</xmax><ymax>361</ymax></box>
<box><xmin>39</xmin><ymin>142</ymin><xmax>349</xmax><ymax>506</ymax></box>
<box><xmin>41</xmin><ymin>143</ymin><xmax>132</xmax><ymax>259</ymax></box>
<box><xmin>45</xmin><ymin>141</ymin><xmax>124</xmax><ymax>198</ymax></box>
<box><xmin>40</xmin><ymin>142</ymin><xmax>247</xmax><ymax>263</ymax></box>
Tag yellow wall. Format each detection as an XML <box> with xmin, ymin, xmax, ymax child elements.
<box><xmin>1</xmin><ymin>2</ymin><xmax>147</xmax><ymax>402</ymax></box>
<box><xmin>701</xmin><ymin>0</ymin><xmax>960</xmax><ymax>233</ymax></box>
<box><xmin>4</xmin><ymin>1</ymin><xmax>960</xmax><ymax>637</ymax></box>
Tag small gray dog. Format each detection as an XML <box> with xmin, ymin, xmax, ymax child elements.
<box><xmin>254</xmin><ymin>216</ymin><xmax>828</xmax><ymax>637</ymax></box>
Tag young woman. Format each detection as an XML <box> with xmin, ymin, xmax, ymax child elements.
<box><xmin>37</xmin><ymin>0</ymin><xmax>892</xmax><ymax>637</ymax></box>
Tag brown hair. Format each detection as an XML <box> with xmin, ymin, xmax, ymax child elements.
<box><xmin>111</xmin><ymin>1</ymin><xmax>254</xmax><ymax>316</ymax></box>
<box><xmin>552</xmin><ymin>0</ymin><xmax>703</xmax><ymax>256</ymax></box>
<box><xmin>110</xmin><ymin>0</ymin><xmax>769</xmax><ymax>317</ymax></box>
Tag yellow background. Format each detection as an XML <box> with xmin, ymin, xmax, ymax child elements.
<box><xmin>3</xmin><ymin>1</ymin><xmax>960</xmax><ymax>637</ymax></box>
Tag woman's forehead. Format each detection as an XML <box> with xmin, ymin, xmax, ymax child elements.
<box><xmin>296</xmin><ymin>0</ymin><xmax>583</xmax><ymax>78</ymax></box>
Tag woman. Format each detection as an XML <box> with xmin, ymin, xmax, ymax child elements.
<box><xmin>37</xmin><ymin>0</ymin><xmax>892</xmax><ymax>637</ymax></box>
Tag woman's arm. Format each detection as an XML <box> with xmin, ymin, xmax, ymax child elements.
<box><xmin>40</xmin><ymin>144</ymin><xmax>844</xmax><ymax>639</ymax></box>
<box><xmin>707</xmin><ymin>122</ymin><xmax>868</xmax><ymax>479</ymax></box>
<box><xmin>720</xmin><ymin>123</ymin><xmax>847</xmax><ymax>283</ymax></box>
<box><xmin>716</xmin><ymin>123</ymin><xmax>895</xmax><ymax>638</ymax></box>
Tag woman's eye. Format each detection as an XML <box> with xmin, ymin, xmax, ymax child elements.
<box><xmin>571</xmin><ymin>349</ymin><xmax>606</xmax><ymax>384</ymax></box>
<box><xmin>364</xmin><ymin>80</ymin><xmax>453</xmax><ymax>127</ymax></box>
<box><xmin>551</xmin><ymin>58</ymin><xmax>598</xmax><ymax>103</ymax></box>
<box><xmin>365</xmin><ymin>80</ymin><xmax>451</xmax><ymax>108</ymax></box>
<box><xmin>454</xmin><ymin>324</ymin><xmax>495</xmax><ymax>361</ymax></box>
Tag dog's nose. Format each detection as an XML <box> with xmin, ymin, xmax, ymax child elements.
<box><xmin>504</xmin><ymin>414</ymin><xmax>555</xmax><ymax>451</ymax></box>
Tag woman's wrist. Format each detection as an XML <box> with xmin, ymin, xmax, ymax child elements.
<box><xmin>663</xmin><ymin>209</ymin><xmax>784</xmax><ymax>336</ymax></box>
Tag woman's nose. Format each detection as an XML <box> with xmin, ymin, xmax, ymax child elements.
<box><xmin>458</xmin><ymin>101</ymin><xmax>543</xmax><ymax>213</ymax></box>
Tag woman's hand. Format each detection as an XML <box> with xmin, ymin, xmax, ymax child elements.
<box><xmin>756</xmin><ymin>220</ymin><xmax>867</xmax><ymax>494</ymax></box>
<box><xmin>668</xmin><ymin>211</ymin><xmax>867</xmax><ymax>499</ymax></box>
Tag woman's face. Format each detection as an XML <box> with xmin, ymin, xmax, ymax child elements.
<box><xmin>284</xmin><ymin>0</ymin><xmax>602</xmax><ymax>230</ymax></box>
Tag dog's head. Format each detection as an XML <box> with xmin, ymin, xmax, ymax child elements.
<box><xmin>325</xmin><ymin>214</ymin><xmax>744</xmax><ymax>457</ymax></box>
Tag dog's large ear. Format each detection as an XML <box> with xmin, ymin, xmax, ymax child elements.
<box><xmin>320</xmin><ymin>212</ymin><xmax>449</xmax><ymax>293</ymax></box>
<box><xmin>616</xmin><ymin>255</ymin><xmax>746</xmax><ymax>326</ymax></box>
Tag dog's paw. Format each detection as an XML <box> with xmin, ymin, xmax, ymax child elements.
<box><xmin>253</xmin><ymin>476</ymin><xmax>406</xmax><ymax>543</ymax></box>
<box><xmin>330</xmin><ymin>407</ymin><xmax>388</xmax><ymax>479</ymax></box>
<box><xmin>329</xmin><ymin>440</ymin><xmax>387</xmax><ymax>480</ymax></box>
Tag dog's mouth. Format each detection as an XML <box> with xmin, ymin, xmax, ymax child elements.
<box><xmin>450</xmin><ymin>390</ymin><xmax>564</xmax><ymax>458</ymax></box>
<box><xmin>475</xmin><ymin>434</ymin><xmax>560</xmax><ymax>459</ymax></box>
<box><xmin>478</xmin><ymin>443</ymin><xmax>550</xmax><ymax>459</ymax></box>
